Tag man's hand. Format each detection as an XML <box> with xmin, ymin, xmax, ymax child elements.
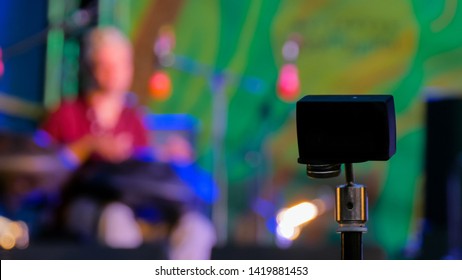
<box><xmin>93</xmin><ymin>133</ymin><xmax>133</xmax><ymax>163</ymax></box>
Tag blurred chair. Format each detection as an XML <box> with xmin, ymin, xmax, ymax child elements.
<box><xmin>144</xmin><ymin>113</ymin><xmax>218</xmax><ymax>208</ymax></box>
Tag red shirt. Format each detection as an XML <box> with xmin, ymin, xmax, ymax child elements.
<box><xmin>41</xmin><ymin>98</ymin><xmax>149</xmax><ymax>159</ymax></box>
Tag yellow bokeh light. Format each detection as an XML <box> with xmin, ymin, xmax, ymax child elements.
<box><xmin>277</xmin><ymin>202</ymin><xmax>318</xmax><ymax>227</ymax></box>
<box><xmin>0</xmin><ymin>233</ymin><xmax>16</xmax><ymax>250</ymax></box>
<box><xmin>276</xmin><ymin>201</ymin><xmax>319</xmax><ymax>241</ymax></box>
<box><xmin>276</xmin><ymin>224</ymin><xmax>301</xmax><ymax>240</ymax></box>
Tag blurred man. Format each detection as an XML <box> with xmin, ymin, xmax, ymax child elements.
<box><xmin>40</xmin><ymin>27</ymin><xmax>216</xmax><ymax>259</ymax></box>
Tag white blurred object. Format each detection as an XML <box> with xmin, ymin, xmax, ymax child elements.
<box><xmin>0</xmin><ymin>216</ymin><xmax>29</xmax><ymax>250</ymax></box>
<box><xmin>276</xmin><ymin>201</ymin><xmax>320</xmax><ymax>246</ymax></box>
<box><xmin>169</xmin><ymin>212</ymin><xmax>217</xmax><ymax>260</ymax></box>
<box><xmin>97</xmin><ymin>202</ymin><xmax>143</xmax><ymax>248</ymax></box>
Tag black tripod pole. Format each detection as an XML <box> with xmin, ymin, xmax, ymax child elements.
<box><xmin>336</xmin><ymin>163</ymin><xmax>368</xmax><ymax>260</ymax></box>
<box><xmin>341</xmin><ymin>232</ymin><xmax>363</xmax><ymax>260</ymax></box>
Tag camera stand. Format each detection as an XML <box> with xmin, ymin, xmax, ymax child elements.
<box><xmin>297</xmin><ymin>94</ymin><xmax>396</xmax><ymax>259</ymax></box>
<box><xmin>336</xmin><ymin>163</ymin><xmax>367</xmax><ymax>260</ymax></box>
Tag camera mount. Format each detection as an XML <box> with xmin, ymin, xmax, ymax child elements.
<box><xmin>336</xmin><ymin>163</ymin><xmax>367</xmax><ymax>259</ymax></box>
<box><xmin>296</xmin><ymin>95</ymin><xmax>396</xmax><ymax>260</ymax></box>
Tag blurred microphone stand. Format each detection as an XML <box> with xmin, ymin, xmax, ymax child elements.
<box><xmin>2</xmin><ymin>6</ymin><xmax>96</xmax><ymax>61</ymax></box>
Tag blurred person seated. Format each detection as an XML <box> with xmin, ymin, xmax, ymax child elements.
<box><xmin>38</xmin><ymin>27</ymin><xmax>216</xmax><ymax>259</ymax></box>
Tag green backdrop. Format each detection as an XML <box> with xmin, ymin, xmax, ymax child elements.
<box><xmin>98</xmin><ymin>0</ymin><xmax>462</xmax><ymax>258</ymax></box>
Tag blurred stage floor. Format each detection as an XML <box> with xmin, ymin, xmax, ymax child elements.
<box><xmin>1</xmin><ymin>243</ymin><xmax>386</xmax><ymax>260</ymax></box>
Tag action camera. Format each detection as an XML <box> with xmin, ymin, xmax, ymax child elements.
<box><xmin>296</xmin><ymin>95</ymin><xmax>396</xmax><ymax>178</ymax></box>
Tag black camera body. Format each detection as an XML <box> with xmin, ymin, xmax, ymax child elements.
<box><xmin>296</xmin><ymin>95</ymin><xmax>396</xmax><ymax>165</ymax></box>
